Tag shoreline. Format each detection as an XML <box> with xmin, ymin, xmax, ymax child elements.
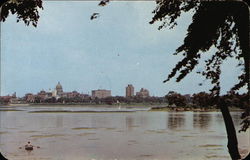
<box><xmin>3</xmin><ymin>103</ymin><xmax>165</xmax><ymax>107</ymax></box>
<box><xmin>150</xmin><ymin>106</ymin><xmax>244</xmax><ymax>112</ymax></box>
<box><xmin>0</xmin><ymin>103</ymin><xmax>244</xmax><ymax>112</ymax></box>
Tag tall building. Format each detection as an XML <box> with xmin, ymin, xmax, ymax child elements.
<box><xmin>92</xmin><ymin>89</ymin><xmax>111</xmax><ymax>99</ymax></box>
<box><xmin>56</xmin><ymin>82</ymin><xmax>63</xmax><ymax>96</ymax></box>
<box><xmin>126</xmin><ymin>84</ymin><xmax>134</xmax><ymax>97</ymax></box>
<box><xmin>136</xmin><ymin>88</ymin><xmax>150</xmax><ymax>98</ymax></box>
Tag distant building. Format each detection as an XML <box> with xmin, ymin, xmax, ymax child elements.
<box><xmin>72</xmin><ymin>91</ymin><xmax>80</xmax><ymax>97</ymax></box>
<box><xmin>46</xmin><ymin>92</ymin><xmax>53</xmax><ymax>98</ymax></box>
<box><xmin>56</xmin><ymin>82</ymin><xmax>63</xmax><ymax>96</ymax></box>
<box><xmin>25</xmin><ymin>93</ymin><xmax>35</xmax><ymax>103</ymax></box>
<box><xmin>62</xmin><ymin>91</ymin><xmax>80</xmax><ymax>98</ymax></box>
<box><xmin>12</xmin><ymin>92</ymin><xmax>17</xmax><ymax>98</ymax></box>
<box><xmin>79</xmin><ymin>93</ymin><xmax>90</xmax><ymax>99</ymax></box>
<box><xmin>0</xmin><ymin>95</ymin><xmax>12</xmax><ymax>104</ymax></box>
<box><xmin>136</xmin><ymin>88</ymin><xmax>150</xmax><ymax>98</ymax></box>
<box><xmin>10</xmin><ymin>97</ymin><xmax>20</xmax><ymax>104</ymax></box>
<box><xmin>92</xmin><ymin>89</ymin><xmax>111</xmax><ymax>99</ymax></box>
<box><xmin>52</xmin><ymin>90</ymin><xmax>57</xmax><ymax>97</ymax></box>
<box><xmin>37</xmin><ymin>90</ymin><xmax>46</xmax><ymax>100</ymax></box>
<box><xmin>126</xmin><ymin>84</ymin><xmax>134</xmax><ymax>97</ymax></box>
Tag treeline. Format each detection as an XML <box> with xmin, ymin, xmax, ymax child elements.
<box><xmin>166</xmin><ymin>91</ymin><xmax>248</xmax><ymax>109</ymax></box>
<box><xmin>1</xmin><ymin>91</ymin><xmax>248</xmax><ymax>109</ymax></box>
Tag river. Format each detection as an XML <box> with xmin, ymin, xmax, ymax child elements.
<box><xmin>0</xmin><ymin>105</ymin><xmax>249</xmax><ymax>160</ymax></box>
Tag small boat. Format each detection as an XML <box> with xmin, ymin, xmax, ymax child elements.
<box><xmin>25</xmin><ymin>145</ymin><xmax>33</xmax><ymax>150</ymax></box>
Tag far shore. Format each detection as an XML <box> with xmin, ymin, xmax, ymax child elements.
<box><xmin>1</xmin><ymin>103</ymin><xmax>166</xmax><ymax>108</ymax></box>
<box><xmin>0</xmin><ymin>103</ymin><xmax>168</xmax><ymax>107</ymax></box>
<box><xmin>150</xmin><ymin>106</ymin><xmax>243</xmax><ymax>112</ymax></box>
<box><xmin>0</xmin><ymin>103</ymin><xmax>244</xmax><ymax>112</ymax></box>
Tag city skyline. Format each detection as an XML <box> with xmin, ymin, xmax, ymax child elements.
<box><xmin>1</xmin><ymin>82</ymin><xmax>152</xmax><ymax>98</ymax></box>
<box><xmin>1</xmin><ymin>1</ymin><xmax>245</xmax><ymax>97</ymax></box>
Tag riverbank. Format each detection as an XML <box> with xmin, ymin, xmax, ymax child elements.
<box><xmin>1</xmin><ymin>103</ymin><xmax>243</xmax><ymax>112</ymax></box>
<box><xmin>2</xmin><ymin>103</ymin><xmax>167</xmax><ymax>107</ymax></box>
<box><xmin>150</xmin><ymin>106</ymin><xmax>244</xmax><ymax>112</ymax></box>
<box><xmin>0</xmin><ymin>103</ymin><xmax>160</xmax><ymax>111</ymax></box>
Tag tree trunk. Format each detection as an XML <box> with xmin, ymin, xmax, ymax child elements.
<box><xmin>219</xmin><ymin>98</ymin><xmax>241</xmax><ymax>160</ymax></box>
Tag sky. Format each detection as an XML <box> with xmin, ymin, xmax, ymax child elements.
<box><xmin>0</xmin><ymin>1</ymin><xmax>245</xmax><ymax>97</ymax></box>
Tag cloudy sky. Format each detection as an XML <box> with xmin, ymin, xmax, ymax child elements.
<box><xmin>0</xmin><ymin>1</ymin><xmax>244</xmax><ymax>97</ymax></box>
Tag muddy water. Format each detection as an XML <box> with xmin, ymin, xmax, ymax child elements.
<box><xmin>0</xmin><ymin>106</ymin><xmax>249</xmax><ymax>160</ymax></box>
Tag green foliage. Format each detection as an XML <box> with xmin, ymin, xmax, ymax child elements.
<box><xmin>149</xmin><ymin>0</ymin><xmax>249</xmax><ymax>133</ymax></box>
<box><xmin>150</xmin><ymin>1</ymin><xmax>199</xmax><ymax>29</ymax></box>
<box><xmin>165</xmin><ymin>91</ymin><xmax>187</xmax><ymax>107</ymax></box>
<box><xmin>150</xmin><ymin>1</ymin><xmax>249</xmax><ymax>96</ymax></box>
<box><xmin>0</xmin><ymin>0</ymin><xmax>43</xmax><ymax>27</ymax></box>
<box><xmin>192</xmin><ymin>92</ymin><xmax>213</xmax><ymax>108</ymax></box>
<box><xmin>150</xmin><ymin>1</ymin><xmax>249</xmax><ymax>95</ymax></box>
<box><xmin>98</xmin><ymin>0</ymin><xmax>109</xmax><ymax>7</ymax></box>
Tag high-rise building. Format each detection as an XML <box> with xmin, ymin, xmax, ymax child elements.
<box><xmin>92</xmin><ymin>89</ymin><xmax>111</xmax><ymax>99</ymax></box>
<box><xmin>126</xmin><ymin>84</ymin><xmax>134</xmax><ymax>97</ymax></box>
<box><xmin>136</xmin><ymin>88</ymin><xmax>150</xmax><ymax>98</ymax></box>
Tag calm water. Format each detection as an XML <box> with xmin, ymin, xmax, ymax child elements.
<box><xmin>0</xmin><ymin>105</ymin><xmax>249</xmax><ymax>160</ymax></box>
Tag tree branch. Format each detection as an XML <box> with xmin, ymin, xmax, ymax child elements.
<box><xmin>0</xmin><ymin>0</ymin><xmax>9</xmax><ymax>8</ymax></box>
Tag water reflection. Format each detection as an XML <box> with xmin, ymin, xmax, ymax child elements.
<box><xmin>193</xmin><ymin>113</ymin><xmax>212</xmax><ymax>130</ymax></box>
<box><xmin>215</xmin><ymin>111</ymin><xmax>243</xmax><ymax>131</ymax></box>
<box><xmin>56</xmin><ymin>115</ymin><xmax>63</xmax><ymax>128</ymax></box>
<box><xmin>231</xmin><ymin>112</ymin><xmax>242</xmax><ymax>127</ymax></box>
<box><xmin>126</xmin><ymin>116</ymin><xmax>135</xmax><ymax>131</ymax></box>
<box><xmin>167</xmin><ymin>113</ymin><xmax>185</xmax><ymax>129</ymax></box>
<box><xmin>215</xmin><ymin>113</ymin><xmax>225</xmax><ymax>127</ymax></box>
<box><xmin>91</xmin><ymin>116</ymin><xmax>108</xmax><ymax>128</ymax></box>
